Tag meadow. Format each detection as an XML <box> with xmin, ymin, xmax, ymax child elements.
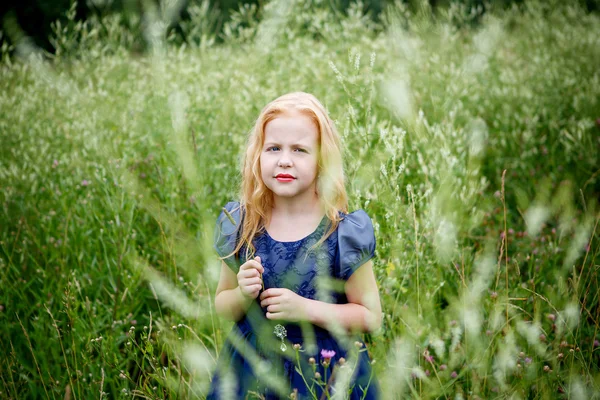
<box><xmin>1</xmin><ymin>0</ymin><xmax>599</xmax><ymax>398</ymax></box>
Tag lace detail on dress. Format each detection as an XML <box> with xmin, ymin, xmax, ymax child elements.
<box><xmin>252</xmin><ymin>219</ymin><xmax>337</xmax><ymax>299</ymax></box>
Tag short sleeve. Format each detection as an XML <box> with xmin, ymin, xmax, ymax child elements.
<box><xmin>214</xmin><ymin>201</ymin><xmax>243</xmax><ymax>272</ymax></box>
<box><xmin>337</xmin><ymin>210</ymin><xmax>376</xmax><ymax>280</ymax></box>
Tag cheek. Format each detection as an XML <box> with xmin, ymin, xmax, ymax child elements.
<box><xmin>259</xmin><ymin>155</ymin><xmax>268</xmax><ymax>173</ymax></box>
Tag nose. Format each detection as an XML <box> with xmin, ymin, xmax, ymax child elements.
<box><xmin>277</xmin><ymin>150</ymin><xmax>292</xmax><ymax>168</ymax></box>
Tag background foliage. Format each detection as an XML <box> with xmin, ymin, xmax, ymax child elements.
<box><xmin>1</xmin><ymin>0</ymin><xmax>599</xmax><ymax>399</ymax></box>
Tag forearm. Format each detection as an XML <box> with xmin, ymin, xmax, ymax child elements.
<box><xmin>304</xmin><ymin>299</ymin><xmax>382</xmax><ymax>334</ymax></box>
<box><xmin>215</xmin><ymin>287</ymin><xmax>254</xmax><ymax>322</ymax></box>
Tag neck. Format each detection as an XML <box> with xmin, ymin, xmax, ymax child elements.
<box><xmin>271</xmin><ymin>193</ymin><xmax>322</xmax><ymax>218</ymax></box>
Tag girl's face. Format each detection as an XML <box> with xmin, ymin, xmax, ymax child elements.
<box><xmin>260</xmin><ymin>111</ymin><xmax>320</xmax><ymax>204</ymax></box>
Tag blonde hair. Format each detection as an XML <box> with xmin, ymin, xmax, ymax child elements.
<box><xmin>228</xmin><ymin>92</ymin><xmax>348</xmax><ymax>261</ymax></box>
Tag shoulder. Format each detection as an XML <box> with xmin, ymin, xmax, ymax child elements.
<box><xmin>216</xmin><ymin>201</ymin><xmax>243</xmax><ymax>235</ymax></box>
<box><xmin>214</xmin><ymin>201</ymin><xmax>244</xmax><ymax>265</ymax></box>
<box><xmin>338</xmin><ymin>209</ymin><xmax>374</xmax><ymax>235</ymax></box>
<box><xmin>336</xmin><ymin>209</ymin><xmax>376</xmax><ymax>279</ymax></box>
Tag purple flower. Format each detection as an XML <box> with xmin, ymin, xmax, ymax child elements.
<box><xmin>450</xmin><ymin>371</ymin><xmax>458</xmax><ymax>379</ymax></box>
<box><xmin>440</xmin><ymin>364</ymin><xmax>447</xmax><ymax>371</ymax></box>
<box><xmin>525</xmin><ymin>357</ymin><xmax>532</xmax><ymax>364</ymax></box>
<box><xmin>594</xmin><ymin>339</ymin><xmax>599</xmax><ymax>348</ymax></box>
<box><xmin>81</xmin><ymin>180</ymin><xmax>90</xmax><ymax>186</ymax></box>
<box><xmin>321</xmin><ymin>349</ymin><xmax>336</xmax><ymax>359</ymax></box>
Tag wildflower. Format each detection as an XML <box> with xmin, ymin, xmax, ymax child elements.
<box><xmin>321</xmin><ymin>349</ymin><xmax>335</xmax><ymax>359</ymax></box>
<box><xmin>450</xmin><ymin>371</ymin><xmax>458</xmax><ymax>379</ymax></box>
<box><xmin>321</xmin><ymin>349</ymin><xmax>335</xmax><ymax>367</ymax></box>
<box><xmin>81</xmin><ymin>180</ymin><xmax>90</xmax><ymax>186</ymax></box>
<box><xmin>594</xmin><ymin>339</ymin><xmax>599</xmax><ymax>348</ymax></box>
<box><xmin>338</xmin><ymin>357</ymin><xmax>346</xmax><ymax>366</ymax></box>
<box><xmin>558</xmin><ymin>353</ymin><xmax>563</xmax><ymax>360</ymax></box>
<box><xmin>539</xmin><ymin>334</ymin><xmax>546</xmax><ymax>342</ymax></box>
<box><xmin>425</xmin><ymin>370</ymin><xmax>430</xmax><ymax>376</ymax></box>
<box><xmin>440</xmin><ymin>364</ymin><xmax>447</xmax><ymax>371</ymax></box>
<box><xmin>308</xmin><ymin>357</ymin><xmax>315</xmax><ymax>365</ymax></box>
<box><xmin>52</xmin><ymin>159</ymin><xmax>59</xmax><ymax>168</ymax></box>
<box><xmin>524</xmin><ymin>357</ymin><xmax>532</xmax><ymax>364</ymax></box>
<box><xmin>490</xmin><ymin>291</ymin><xmax>498</xmax><ymax>300</ymax></box>
<box><xmin>423</xmin><ymin>350</ymin><xmax>434</xmax><ymax>363</ymax></box>
<box><xmin>547</xmin><ymin>314</ymin><xmax>556</xmax><ymax>322</ymax></box>
<box><xmin>354</xmin><ymin>341</ymin><xmax>363</xmax><ymax>348</ymax></box>
<box><xmin>543</xmin><ymin>365</ymin><xmax>551</xmax><ymax>372</ymax></box>
<box><xmin>314</xmin><ymin>372</ymin><xmax>321</xmax><ymax>380</ymax></box>
<box><xmin>293</xmin><ymin>343</ymin><xmax>301</xmax><ymax>350</ymax></box>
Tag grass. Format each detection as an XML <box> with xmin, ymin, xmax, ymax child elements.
<box><xmin>1</xmin><ymin>0</ymin><xmax>599</xmax><ymax>398</ymax></box>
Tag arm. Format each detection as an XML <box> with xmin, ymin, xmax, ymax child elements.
<box><xmin>307</xmin><ymin>260</ymin><xmax>382</xmax><ymax>333</ymax></box>
<box><xmin>215</xmin><ymin>258</ymin><xmax>263</xmax><ymax>322</ymax></box>
<box><xmin>260</xmin><ymin>260</ymin><xmax>382</xmax><ymax>334</ymax></box>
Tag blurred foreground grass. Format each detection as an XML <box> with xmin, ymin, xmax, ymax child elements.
<box><xmin>1</xmin><ymin>1</ymin><xmax>599</xmax><ymax>398</ymax></box>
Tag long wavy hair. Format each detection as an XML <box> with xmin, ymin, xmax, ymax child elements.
<box><xmin>228</xmin><ymin>92</ymin><xmax>348</xmax><ymax>261</ymax></box>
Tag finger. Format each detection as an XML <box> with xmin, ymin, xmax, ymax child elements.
<box><xmin>266</xmin><ymin>304</ymin><xmax>281</xmax><ymax>313</ymax></box>
<box><xmin>241</xmin><ymin>260</ymin><xmax>264</xmax><ymax>274</ymax></box>
<box><xmin>260</xmin><ymin>288</ymin><xmax>281</xmax><ymax>301</ymax></box>
<box><xmin>260</xmin><ymin>297</ymin><xmax>274</xmax><ymax>307</ymax></box>
<box><xmin>239</xmin><ymin>268</ymin><xmax>260</xmax><ymax>279</ymax></box>
<box><xmin>250</xmin><ymin>284</ymin><xmax>262</xmax><ymax>295</ymax></box>
<box><xmin>255</xmin><ymin>256</ymin><xmax>261</xmax><ymax>264</ymax></box>
<box><xmin>266</xmin><ymin>312</ymin><xmax>282</xmax><ymax>320</ymax></box>
<box><xmin>241</xmin><ymin>278</ymin><xmax>262</xmax><ymax>289</ymax></box>
<box><xmin>244</xmin><ymin>285</ymin><xmax>261</xmax><ymax>297</ymax></box>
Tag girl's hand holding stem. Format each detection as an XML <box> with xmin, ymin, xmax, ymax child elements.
<box><xmin>237</xmin><ymin>256</ymin><xmax>264</xmax><ymax>299</ymax></box>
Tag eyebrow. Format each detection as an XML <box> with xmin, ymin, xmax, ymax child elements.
<box><xmin>263</xmin><ymin>142</ymin><xmax>314</xmax><ymax>149</ymax></box>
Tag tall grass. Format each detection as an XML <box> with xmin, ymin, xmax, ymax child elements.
<box><xmin>1</xmin><ymin>0</ymin><xmax>599</xmax><ymax>398</ymax></box>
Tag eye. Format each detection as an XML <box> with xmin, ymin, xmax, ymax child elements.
<box><xmin>266</xmin><ymin>146</ymin><xmax>280</xmax><ymax>152</ymax></box>
<box><xmin>294</xmin><ymin>148</ymin><xmax>308</xmax><ymax>153</ymax></box>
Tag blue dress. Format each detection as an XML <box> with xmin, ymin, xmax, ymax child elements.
<box><xmin>207</xmin><ymin>202</ymin><xmax>380</xmax><ymax>400</ymax></box>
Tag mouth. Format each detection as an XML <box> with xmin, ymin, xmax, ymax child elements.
<box><xmin>275</xmin><ymin>174</ymin><xmax>295</xmax><ymax>182</ymax></box>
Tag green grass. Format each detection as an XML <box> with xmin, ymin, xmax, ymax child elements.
<box><xmin>1</xmin><ymin>0</ymin><xmax>599</xmax><ymax>398</ymax></box>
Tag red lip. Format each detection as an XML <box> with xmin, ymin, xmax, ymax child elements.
<box><xmin>275</xmin><ymin>174</ymin><xmax>295</xmax><ymax>179</ymax></box>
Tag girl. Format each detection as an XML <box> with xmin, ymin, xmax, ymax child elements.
<box><xmin>208</xmin><ymin>92</ymin><xmax>381</xmax><ymax>399</ymax></box>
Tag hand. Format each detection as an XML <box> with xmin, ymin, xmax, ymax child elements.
<box><xmin>237</xmin><ymin>256</ymin><xmax>263</xmax><ymax>300</ymax></box>
<box><xmin>259</xmin><ymin>288</ymin><xmax>310</xmax><ymax>322</ymax></box>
